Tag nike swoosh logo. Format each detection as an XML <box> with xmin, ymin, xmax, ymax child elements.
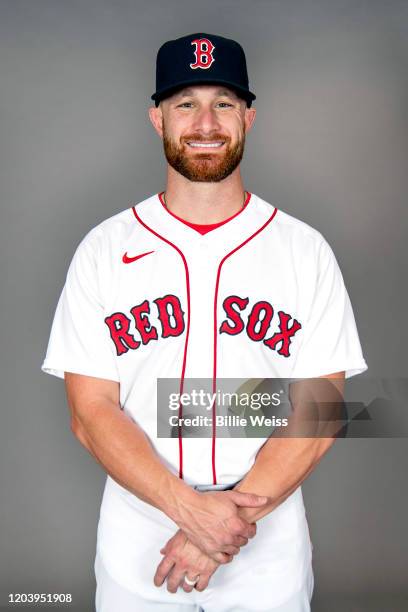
<box><xmin>122</xmin><ymin>250</ymin><xmax>155</xmax><ymax>264</ymax></box>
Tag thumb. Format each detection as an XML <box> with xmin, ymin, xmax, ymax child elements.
<box><xmin>228</xmin><ymin>491</ymin><xmax>269</xmax><ymax>507</ymax></box>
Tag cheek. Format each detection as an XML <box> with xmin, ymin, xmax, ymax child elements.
<box><xmin>228</xmin><ymin>126</ymin><xmax>244</xmax><ymax>143</ymax></box>
<box><xmin>226</xmin><ymin>116</ymin><xmax>245</xmax><ymax>139</ymax></box>
<box><xmin>166</xmin><ymin>115</ymin><xmax>194</xmax><ymax>140</ymax></box>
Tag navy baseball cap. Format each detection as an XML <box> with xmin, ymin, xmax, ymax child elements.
<box><xmin>151</xmin><ymin>33</ymin><xmax>256</xmax><ymax>107</ymax></box>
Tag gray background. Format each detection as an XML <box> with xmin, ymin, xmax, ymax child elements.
<box><xmin>1</xmin><ymin>0</ymin><xmax>407</xmax><ymax>610</ymax></box>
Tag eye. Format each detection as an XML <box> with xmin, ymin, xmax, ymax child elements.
<box><xmin>177</xmin><ymin>102</ymin><xmax>194</xmax><ymax>108</ymax></box>
<box><xmin>217</xmin><ymin>101</ymin><xmax>233</xmax><ymax>108</ymax></box>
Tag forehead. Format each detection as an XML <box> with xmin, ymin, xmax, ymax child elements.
<box><xmin>170</xmin><ymin>85</ymin><xmax>240</xmax><ymax>100</ymax></box>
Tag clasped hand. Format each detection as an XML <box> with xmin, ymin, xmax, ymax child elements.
<box><xmin>154</xmin><ymin>490</ymin><xmax>268</xmax><ymax>593</ymax></box>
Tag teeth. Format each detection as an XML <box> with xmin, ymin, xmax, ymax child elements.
<box><xmin>187</xmin><ymin>142</ymin><xmax>224</xmax><ymax>148</ymax></box>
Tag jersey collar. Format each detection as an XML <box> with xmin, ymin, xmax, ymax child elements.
<box><xmin>133</xmin><ymin>192</ymin><xmax>276</xmax><ymax>259</ymax></box>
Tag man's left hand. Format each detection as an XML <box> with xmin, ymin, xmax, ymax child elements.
<box><xmin>153</xmin><ymin>529</ymin><xmax>221</xmax><ymax>593</ymax></box>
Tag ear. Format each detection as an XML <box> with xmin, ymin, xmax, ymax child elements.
<box><xmin>148</xmin><ymin>105</ymin><xmax>164</xmax><ymax>138</ymax></box>
<box><xmin>244</xmin><ymin>107</ymin><xmax>256</xmax><ymax>134</ymax></box>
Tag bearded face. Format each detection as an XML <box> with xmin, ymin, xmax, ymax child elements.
<box><xmin>162</xmin><ymin>124</ymin><xmax>246</xmax><ymax>183</ymax></box>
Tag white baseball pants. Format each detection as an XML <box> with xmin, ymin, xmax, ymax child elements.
<box><xmin>95</xmin><ymin>552</ymin><xmax>314</xmax><ymax>612</ymax></box>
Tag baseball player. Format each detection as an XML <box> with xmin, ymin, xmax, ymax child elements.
<box><xmin>42</xmin><ymin>33</ymin><xmax>368</xmax><ymax>611</ymax></box>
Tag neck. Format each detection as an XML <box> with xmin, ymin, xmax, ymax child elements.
<box><xmin>163</xmin><ymin>166</ymin><xmax>247</xmax><ymax>224</ymax></box>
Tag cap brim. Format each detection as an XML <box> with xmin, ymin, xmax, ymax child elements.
<box><xmin>151</xmin><ymin>78</ymin><xmax>256</xmax><ymax>106</ymax></box>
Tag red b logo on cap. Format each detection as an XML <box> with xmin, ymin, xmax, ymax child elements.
<box><xmin>190</xmin><ymin>38</ymin><xmax>215</xmax><ymax>70</ymax></box>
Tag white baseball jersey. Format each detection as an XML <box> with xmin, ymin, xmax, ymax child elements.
<box><xmin>42</xmin><ymin>191</ymin><xmax>367</xmax><ymax>607</ymax></box>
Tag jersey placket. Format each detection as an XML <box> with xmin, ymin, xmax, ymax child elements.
<box><xmin>133</xmin><ymin>194</ymin><xmax>277</xmax><ymax>484</ymax></box>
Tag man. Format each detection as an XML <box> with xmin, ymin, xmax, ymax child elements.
<box><xmin>42</xmin><ymin>33</ymin><xmax>368</xmax><ymax>611</ymax></box>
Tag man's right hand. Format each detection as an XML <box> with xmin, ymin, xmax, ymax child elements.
<box><xmin>171</xmin><ymin>489</ymin><xmax>269</xmax><ymax>564</ymax></box>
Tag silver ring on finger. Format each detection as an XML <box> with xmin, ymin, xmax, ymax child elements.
<box><xmin>184</xmin><ymin>575</ymin><xmax>200</xmax><ymax>586</ymax></box>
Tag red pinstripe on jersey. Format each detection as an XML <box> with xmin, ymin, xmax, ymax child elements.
<box><xmin>212</xmin><ymin>206</ymin><xmax>279</xmax><ymax>484</ymax></box>
<box><xmin>132</xmin><ymin>205</ymin><xmax>191</xmax><ymax>480</ymax></box>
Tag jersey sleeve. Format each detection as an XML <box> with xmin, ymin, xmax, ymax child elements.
<box><xmin>292</xmin><ymin>236</ymin><xmax>368</xmax><ymax>379</ymax></box>
<box><xmin>41</xmin><ymin>230</ymin><xmax>120</xmax><ymax>382</ymax></box>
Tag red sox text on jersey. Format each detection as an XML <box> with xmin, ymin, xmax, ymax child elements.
<box><xmin>104</xmin><ymin>294</ymin><xmax>302</xmax><ymax>358</ymax></box>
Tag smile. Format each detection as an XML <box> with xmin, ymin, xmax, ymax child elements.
<box><xmin>186</xmin><ymin>142</ymin><xmax>225</xmax><ymax>148</ymax></box>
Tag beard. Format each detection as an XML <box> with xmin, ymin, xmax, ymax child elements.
<box><xmin>162</xmin><ymin>127</ymin><xmax>245</xmax><ymax>182</ymax></box>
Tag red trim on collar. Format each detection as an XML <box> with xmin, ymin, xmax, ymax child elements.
<box><xmin>158</xmin><ymin>191</ymin><xmax>252</xmax><ymax>234</ymax></box>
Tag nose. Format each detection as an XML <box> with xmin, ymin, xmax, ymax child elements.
<box><xmin>191</xmin><ymin>104</ymin><xmax>221</xmax><ymax>134</ymax></box>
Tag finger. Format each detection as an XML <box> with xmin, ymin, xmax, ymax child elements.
<box><xmin>212</xmin><ymin>551</ymin><xmax>233</xmax><ymax>564</ymax></box>
<box><xmin>234</xmin><ymin>535</ymin><xmax>249</xmax><ymax>547</ymax></box>
<box><xmin>222</xmin><ymin>544</ymin><xmax>240</xmax><ymax>556</ymax></box>
<box><xmin>166</xmin><ymin>566</ymin><xmax>188</xmax><ymax>594</ymax></box>
<box><xmin>228</xmin><ymin>532</ymin><xmax>249</xmax><ymax>548</ymax></box>
<box><xmin>248</xmin><ymin>523</ymin><xmax>257</xmax><ymax>538</ymax></box>
<box><xmin>153</xmin><ymin>556</ymin><xmax>175</xmax><ymax>587</ymax></box>
<box><xmin>228</xmin><ymin>491</ymin><xmax>269</xmax><ymax>507</ymax></box>
<box><xmin>182</xmin><ymin>574</ymin><xmax>198</xmax><ymax>593</ymax></box>
<box><xmin>235</xmin><ymin>519</ymin><xmax>257</xmax><ymax>540</ymax></box>
<box><xmin>160</xmin><ymin>540</ymin><xmax>172</xmax><ymax>554</ymax></box>
<box><xmin>195</xmin><ymin>574</ymin><xmax>210</xmax><ymax>592</ymax></box>
<box><xmin>245</xmin><ymin>524</ymin><xmax>257</xmax><ymax>539</ymax></box>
